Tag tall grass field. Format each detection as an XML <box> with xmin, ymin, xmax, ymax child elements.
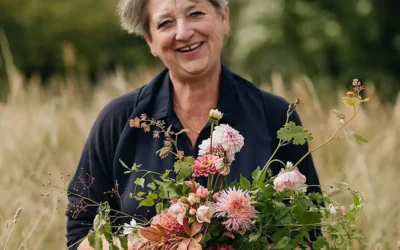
<box><xmin>1</xmin><ymin>58</ymin><xmax>399</xmax><ymax>248</ymax></box>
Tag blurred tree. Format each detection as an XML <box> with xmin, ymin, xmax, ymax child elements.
<box><xmin>0</xmin><ymin>0</ymin><xmax>155</xmax><ymax>82</ymax></box>
<box><xmin>0</xmin><ymin>0</ymin><xmax>399</xmax><ymax>98</ymax></box>
<box><xmin>234</xmin><ymin>0</ymin><xmax>400</xmax><ymax>97</ymax></box>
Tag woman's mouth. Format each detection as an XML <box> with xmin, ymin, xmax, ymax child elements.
<box><xmin>176</xmin><ymin>42</ymin><xmax>204</xmax><ymax>53</ymax></box>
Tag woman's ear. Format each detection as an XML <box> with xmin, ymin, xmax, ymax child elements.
<box><xmin>222</xmin><ymin>5</ymin><xmax>230</xmax><ymax>35</ymax></box>
<box><xmin>144</xmin><ymin>34</ymin><xmax>157</xmax><ymax>57</ymax></box>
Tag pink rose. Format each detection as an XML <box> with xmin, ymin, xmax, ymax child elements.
<box><xmin>196</xmin><ymin>185</ymin><xmax>209</xmax><ymax>199</ymax></box>
<box><xmin>189</xmin><ymin>208</ymin><xmax>196</xmax><ymax>216</ymax></box>
<box><xmin>196</xmin><ymin>205</ymin><xmax>213</xmax><ymax>223</ymax></box>
<box><xmin>168</xmin><ymin>202</ymin><xmax>187</xmax><ymax>225</ymax></box>
<box><xmin>188</xmin><ymin>193</ymin><xmax>200</xmax><ymax>206</ymax></box>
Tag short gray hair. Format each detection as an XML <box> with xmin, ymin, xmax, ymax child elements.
<box><xmin>118</xmin><ymin>0</ymin><xmax>229</xmax><ymax>36</ymax></box>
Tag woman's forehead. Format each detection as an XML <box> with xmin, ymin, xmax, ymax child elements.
<box><xmin>148</xmin><ymin>0</ymin><xmax>206</xmax><ymax>19</ymax></box>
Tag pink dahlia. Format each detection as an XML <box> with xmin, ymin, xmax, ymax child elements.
<box><xmin>192</xmin><ymin>154</ymin><xmax>219</xmax><ymax>177</ymax></box>
<box><xmin>212</xmin><ymin>124</ymin><xmax>244</xmax><ymax>155</ymax></box>
<box><xmin>152</xmin><ymin>211</ymin><xmax>184</xmax><ymax>238</ymax></box>
<box><xmin>214</xmin><ymin>187</ymin><xmax>257</xmax><ymax>233</ymax></box>
<box><xmin>273</xmin><ymin>168</ymin><xmax>306</xmax><ymax>192</ymax></box>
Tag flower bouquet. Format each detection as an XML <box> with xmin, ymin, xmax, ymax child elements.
<box><xmin>78</xmin><ymin>80</ymin><xmax>369</xmax><ymax>250</ymax></box>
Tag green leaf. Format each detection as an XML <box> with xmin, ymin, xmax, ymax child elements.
<box><xmin>156</xmin><ymin>202</ymin><xmax>164</xmax><ymax>213</ymax></box>
<box><xmin>348</xmin><ymin>132</ymin><xmax>368</xmax><ymax>144</ymax></box>
<box><xmin>312</xmin><ymin>236</ymin><xmax>328</xmax><ymax>249</ymax></box>
<box><xmin>134</xmin><ymin>178</ymin><xmax>145</xmax><ymax>188</ymax></box>
<box><xmin>139</xmin><ymin>197</ymin><xmax>155</xmax><ymax>207</ymax></box>
<box><xmin>103</xmin><ymin>223</ymin><xmax>113</xmax><ymax>242</ymax></box>
<box><xmin>147</xmin><ymin>182</ymin><xmax>157</xmax><ymax>190</ymax></box>
<box><xmin>109</xmin><ymin>244</ymin><xmax>119</xmax><ymax>250</ymax></box>
<box><xmin>167</xmin><ymin>183</ymin><xmax>181</xmax><ymax>198</ymax></box>
<box><xmin>248</xmin><ymin>232</ymin><xmax>260</xmax><ymax>242</ymax></box>
<box><xmin>182</xmin><ymin>183</ymin><xmax>191</xmax><ymax>196</ymax></box>
<box><xmin>119</xmin><ymin>236</ymin><xmax>128</xmax><ymax>250</ymax></box>
<box><xmin>174</xmin><ymin>157</ymin><xmax>195</xmax><ymax>182</ymax></box>
<box><xmin>119</xmin><ymin>159</ymin><xmax>130</xmax><ymax>170</ymax></box>
<box><xmin>240</xmin><ymin>175</ymin><xmax>251</xmax><ymax>189</ymax></box>
<box><xmin>343</xmin><ymin>96</ymin><xmax>361</xmax><ymax>107</ymax></box>
<box><xmin>156</xmin><ymin>147</ymin><xmax>171</xmax><ymax>158</ymax></box>
<box><xmin>159</xmin><ymin>184</ymin><xmax>168</xmax><ymax>199</ymax></box>
<box><xmin>252</xmin><ymin>167</ymin><xmax>267</xmax><ymax>187</ymax></box>
<box><xmin>132</xmin><ymin>163</ymin><xmax>141</xmax><ymax>172</ymax></box>
<box><xmin>277</xmin><ymin>122</ymin><xmax>313</xmax><ymax>145</ymax></box>
<box><xmin>333</xmin><ymin>109</ymin><xmax>345</xmax><ymax>119</ymax></box>
<box><xmin>161</xmin><ymin>169</ymin><xmax>172</xmax><ymax>179</ymax></box>
<box><xmin>273</xmin><ymin>236</ymin><xmax>290</xmax><ymax>249</ymax></box>
<box><xmin>136</xmin><ymin>192</ymin><xmax>146</xmax><ymax>197</ymax></box>
<box><xmin>272</xmin><ymin>230</ymin><xmax>289</xmax><ymax>243</ymax></box>
<box><xmin>148</xmin><ymin>193</ymin><xmax>158</xmax><ymax>199</ymax></box>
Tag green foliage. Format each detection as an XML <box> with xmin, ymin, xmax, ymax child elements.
<box><xmin>277</xmin><ymin>121</ymin><xmax>313</xmax><ymax>145</ymax></box>
<box><xmin>134</xmin><ymin>177</ymin><xmax>145</xmax><ymax>188</ymax></box>
<box><xmin>348</xmin><ymin>132</ymin><xmax>368</xmax><ymax>144</ymax></box>
<box><xmin>174</xmin><ymin>157</ymin><xmax>195</xmax><ymax>182</ymax></box>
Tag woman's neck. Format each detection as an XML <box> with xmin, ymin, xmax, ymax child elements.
<box><xmin>169</xmin><ymin>66</ymin><xmax>220</xmax><ymax>116</ymax></box>
<box><xmin>169</xmin><ymin>66</ymin><xmax>221</xmax><ymax>146</ymax></box>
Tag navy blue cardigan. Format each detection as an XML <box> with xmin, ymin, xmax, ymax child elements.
<box><xmin>66</xmin><ymin>65</ymin><xmax>321</xmax><ymax>249</ymax></box>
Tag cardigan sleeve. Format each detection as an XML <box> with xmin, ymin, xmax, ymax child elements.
<box><xmin>65</xmin><ymin>92</ymin><xmax>138</xmax><ymax>249</ymax></box>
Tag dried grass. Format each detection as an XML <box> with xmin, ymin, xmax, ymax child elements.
<box><xmin>0</xmin><ymin>59</ymin><xmax>399</xmax><ymax>249</ymax></box>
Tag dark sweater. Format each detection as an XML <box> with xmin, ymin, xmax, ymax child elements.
<box><xmin>66</xmin><ymin>65</ymin><xmax>321</xmax><ymax>249</ymax></box>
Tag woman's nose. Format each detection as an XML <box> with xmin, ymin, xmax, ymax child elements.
<box><xmin>175</xmin><ymin>19</ymin><xmax>194</xmax><ymax>41</ymax></box>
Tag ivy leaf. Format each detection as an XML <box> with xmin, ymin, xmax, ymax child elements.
<box><xmin>134</xmin><ymin>178</ymin><xmax>145</xmax><ymax>188</ymax></box>
<box><xmin>132</xmin><ymin>163</ymin><xmax>141</xmax><ymax>172</ymax></box>
<box><xmin>348</xmin><ymin>132</ymin><xmax>368</xmax><ymax>144</ymax></box>
<box><xmin>148</xmin><ymin>193</ymin><xmax>158</xmax><ymax>200</ymax></box>
<box><xmin>147</xmin><ymin>182</ymin><xmax>157</xmax><ymax>190</ymax></box>
<box><xmin>136</xmin><ymin>192</ymin><xmax>146</xmax><ymax>197</ymax></box>
<box><xmin>159</xmin><ymin>184</ymin><xmax>168</xmax><ymax>199</ymax></box>
<box><xmin>156</xmin><ymin>202</ymin><xmax>164</xmax><ymax>213</ymax></box>
<box><xmin>174</xmin><ymin>157</ymin><xmax>195</xmax><ymax>182</ymax></box>
<box><xmin>139</xmin><ymin>197</ymin><xmax>155</xmax><ymax>207</ymax></box>
<box><xmin>161</xmin><ymin>169</ymin><xmax>172</xmax><ymax>180</ymax></box>
<box><xmin>240</xmin><ymin>175</ymin><xmax>251</xmax><ymax>189</ymax></box>
<box><xmin>277</xmin><ymin>122</ymin><xmax>313</xmax><ymax>145</ymax></box>
<box><xmin>312</xmin><ymin>236</ymin><xmax>328</xmax><ymax>249</ymax></box>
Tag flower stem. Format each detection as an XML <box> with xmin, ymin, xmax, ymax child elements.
<box><xmin>294</xmin><ymin>106</ymin><xmax>359</xmax><ymax>168</ymax></box>
<box><xmin>210</xmin><ymin>123</ymin><xmax>214</xmax><ymax>154</ymax></box>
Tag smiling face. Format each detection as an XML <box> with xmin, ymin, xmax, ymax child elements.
<box><xmin>145</xmin><ymin>0</ymin><xmax>229</xmax><ymax>80</ymax></box>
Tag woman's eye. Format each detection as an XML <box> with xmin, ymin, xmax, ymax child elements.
<box><xmin>190</xmin><ymin>11</ymin><xmax>204</xmax><ymax>18</ymax></box>
<box><xmin>158</xmin><ymin>20</ymin><xmax>171</xmax><ymax>29</ymax></box>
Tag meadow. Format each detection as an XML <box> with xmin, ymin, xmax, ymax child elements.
<box><xmin>1</xmin><ymin>61</ymin><xmax>399</xmax><ymax>249</ymax></box>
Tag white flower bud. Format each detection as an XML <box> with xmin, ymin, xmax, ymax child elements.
<box><xmin>208</xmin><ymin>109</ymin><xmax>223</xmax><ymax>124</ymax></box>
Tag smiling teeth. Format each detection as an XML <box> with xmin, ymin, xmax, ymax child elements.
<box><xmin>180</xmin><ymin>43</ymin><xmax>201</xmax><ymax>52</ymax></box>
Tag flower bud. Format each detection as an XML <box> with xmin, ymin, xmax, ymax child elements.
<box><xmin>288</xmin><ymin>103</ymin><xmax>295</xmax><ymax>111</ymax></box>
<box><xmin>189</xmin><ymin>208</ymin><xmax>196</xmax><ymax>215</ymax></box>
<box><xmin>295</xmin><ymin>98</ymin><xmax>301</xmax><ymax>105</ymax></box>
<box><xmin>208</xmin><ymin>109</ymin><xmax>223</xmax><ymax>124</ymax></box>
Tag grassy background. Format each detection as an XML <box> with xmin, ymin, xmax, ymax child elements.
<box><xmin>0</xmin><ymin>54</ymin><xmax>400</xmax><ymax>249</ymax></box>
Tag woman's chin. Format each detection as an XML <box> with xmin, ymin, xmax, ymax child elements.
<box><xmin>176</xmin><ymin>60</ymin><xmax>216</xmax><ymax>77</ymax></box>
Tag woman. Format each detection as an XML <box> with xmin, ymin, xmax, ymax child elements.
<box><xmin>66</xmin><ymin>0</ymin><xmax>321</xmax><ymax>249</ymax></box>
